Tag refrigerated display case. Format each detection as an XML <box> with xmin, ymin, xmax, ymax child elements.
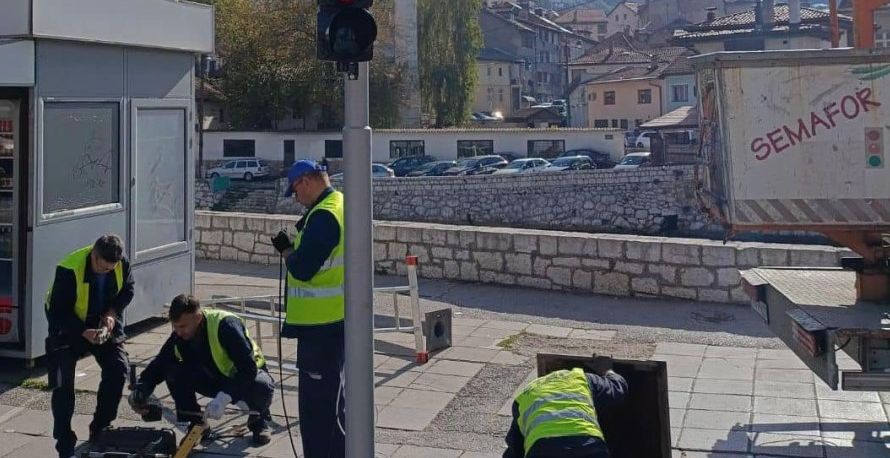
<box><xmin>0</xmin><ymin>100</ymin><xmax>17</xmax><ymax>344</ymax></box>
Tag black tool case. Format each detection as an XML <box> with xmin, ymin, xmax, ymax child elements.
<box><xmin>81</xmin><ymin>427</ymin><xmax>178</xmax><ymax>458</ymax></box>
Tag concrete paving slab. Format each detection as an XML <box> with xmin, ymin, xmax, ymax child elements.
<box><xmin>671</xmin><ymin>408</ymin><xmax>687</xmax><ymax>430</ymax></box>
<box><xmin>693</xmin><ymin>379</ymin><xmax>753</xmax><ymax>396</ymax></box>
<box><xmin>750</xmin><ymin>413</ymin><xmax>821</xmax><ymax>437</ymax></box>
<box><xmin>750</xmin><ymin>432</ymin><xmax>826</xmax><ymax>457</ymax></box>
<box><xmin>469</xmin><ymin>327</ymin><xmax>518</xmax><ymax>340</ymax></box>
<box><xmin>376</xmin><ymin>357</ymin><xmax>423</xmax><ymax>375</ymax></box>
<box><xmin>822</xmin><ymin>437</ymin><xmax>890</xmax><ymax>457</ymax></box>
<box><xmin>758</xmin><ymin>348</ymin><xmax>798</xmax><ymax>360</ymax></box>
<box><xmin>524</xmin><ymin>324</ymin><xmax>572</xmax><ymax>338</ymax></box>
<box><xmin>818</xmin><ymin>419</ymin><xmax>890</xmax><ymax>444</ymax></box>
<box><xmin>670</xmin><ymin>377</ymin><xmax>695</xmax><ymax>393</ymax></box>
<box><xmin>451</xmin><ymin>325</ymin><xmax>482</xmax><ymax>337</ymax></box>
<box><xmin>756</xmin><ymin>357</ymin><xmax>808</xmax><ymax>370</ymax></box>
<box><xmin>392</xmin><ymin>445</ymin><xmax>463</xmax><ymax>457</ymax></box>
<box><xmin>689</xmin><ymin>393</ymin><xmax>752</xmax><ymax>413</ymax></box>
<box><xmin>678</xmin><ymin>428</ymin><xmax>750</xmax><ymax>453</ymax></box>
<box><xmin>704</xmin><ymin>346</ymin><xmax>756</xmax><ymax>360</ymax></box>
<box><xmin>459</xmin><ymin>452</ymin><xmax>503</xmax><ymax>458</ymax></box>
<box><xmin>389</xmin><ymin>389</ymin><xmax>455</xmax><ymax>412</ymax></box>
<box><xmin>670</xmin><ymin>391</ymin><xmax>691</xmax><ymax>410</ymax></box>
<box><xmin>376</xmin><ymin>405</ymin><xmax>440</xmax><ymax>431</ymax></box>
<box><xmin>488</xmin><ymin>351</ymin><xmax>527</xmax><ymax>366</ymax></box>
<box><xmin>652</xmin><ymin>355</ymin><xmax>703</xmax><ymax>378</ymax></box>
<box><xmin>377</xmin><ymin>370</ymin><xmax>421</xmax><ymax>388</ymax></box>
<box><xmin>376</xmin><ymin>443</ymin><xmax>402</xmax><ymax>456</ymax></box>
<box><xmin>754</xmin><ymin>396</ymin><xmax>817</xmax><ymax>417</ymax></box>
<box><xmin>656</xmin><ymin>342</ymin><xmax>708</xmax><ymax>357</ymax></box>
<box><xmin>755</xmin><ymin>369</ymin><xmax>814</xmax><ymax>384</ymax></box>
<box><xmin>375</xmin><ymin>386</ymin><xmax>404</xmax><ymax>406</ymax></box>
<box><xmin>817</xmin><ymin>399</ymin><xmax>888</xmax><ymax>422</ymax></box>
<box><xmin>698</xmin><ymin>359</ymin><xmax>755</xmax><ymax>381</ymax></box>
<box><xmin>452</xmin><ymin>335</ymin><xmax>501</xmax><ymax>349</ymax></box>
<box><xmin>479</xmin><ymin>320</ymin><xmax>529</xmax><ymax>331</ymax></box>
<box><xmin>425</xmin><ymin>360</ymin><xmax>484</xmax><ymax>378</ymax></box>
<box><xmin>755</xmin><ymin>381</ymin><xmax>815</xmax><ymax>400</ymax></box>
<box><xmin>0</xmin><ymin>432</ymin><xmax>42</xmax><ymax>457</ymax></box>
<box><xmin>814</xmin><ymin>380</ymin><xmax>881</xmax><ymax>403</ymax></box>
<box><xmin>409</xmin><ymin>373</ymin><xmax>471</xmax><ymax>393</ymax></box>
<box><xmin>451</xmin><ymin>317</ymin><xmax>488</xmax><ymax>328</ymax></box>
<box><xmin>256</xmin><ymin>433</ymin><xmax>304</xmax><ymax>457</ymax></box>
<box><xmin>1</xmin><ymin>407</ymin><xmax>52</xmax><ymax>435</ymax></box>
<box><xmin>437</xmin><ymin>346</ymin><xmax>500</xmax><ymax>363</ymax></box>
<box><xmin>683</xmin><ymin>409</ymin><xmax>751</xmax><ymax>431</ymax></box>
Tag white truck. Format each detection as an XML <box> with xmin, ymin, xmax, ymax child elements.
<box><xmin>693</xmin><ymin>48</ymin><xmax>890</xmax><ymax>390</ymax></box>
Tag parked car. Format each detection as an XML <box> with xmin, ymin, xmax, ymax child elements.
<box><xmin>388</xmin><ymin>155</ymin><xmax>437</xmax><ymax>176</ymax></box>
<box><xmin>559</xmin><ymin>149</ymin><xmax>616</xmax><ymax>169</ymax></box>
<box><xmin>539</xmin><ymin>155</ymin><xmax>594</xmax><ymax>172</ymax></box>
<box><xmin>206</xmin><ymin>158</ymin><xmax>271</xmax><ymax>181</ymax></box>
<box><xmin>494</xmin><ymin>158</ymin><xmax>551</xmax><ymax>174</ymax></box>
<box><xmin>496</xmin><ymin>152</ymin><xmax>523</xmax><ymax>162</ymax></box>
<box><xmin>406</xmin><ymin>160</ymin><xmax>457</xmax><ymax>177</ymax></box>
<box><xmin>443</xmin><ymin>155</ymin><xmax>509</xmax><ymax>176</ymax></box>
<box><xmin>614</xmin><ymin>152</ymin><xmax>652</xmax><ymax>170</ymax></box>
<box><xmin>471</xmin><ymin>112</ymin><xmax>500</xmax><ymax>122</ymax></box>
<box><xmin>330</xmin><ymin>163</ymin><xmax>395</xmax><ymax>180</ymax></box>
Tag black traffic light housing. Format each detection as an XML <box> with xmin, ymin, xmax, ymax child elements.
<box><xmin>317</xmin><ymin>0</ymin><xmax>378</xmax><ymax>63</ymax></box>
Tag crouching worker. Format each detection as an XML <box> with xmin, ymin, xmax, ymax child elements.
<box><xmin>504</xmin><ymin>360</ymin><xmax>628</xmax><ymax>458</ymax></box>
<box><xmin>131</xmin><ymin>294</ymin><xmax>273</xmax><ymax>445</ymax></box>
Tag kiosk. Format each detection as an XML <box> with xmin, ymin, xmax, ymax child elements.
<box><xmin>0</xmin><ymin>0</ymin><xmax>214</xmax><ymax>360</ymax></box>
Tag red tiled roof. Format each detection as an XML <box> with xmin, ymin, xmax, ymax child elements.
<box><xmin>555</xmin><ymin>8</ymin><xmax>608</xmax><ymax>24</ymax></box>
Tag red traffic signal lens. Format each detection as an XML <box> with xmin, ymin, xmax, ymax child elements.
<box><xmin>867</xmin><ymin>129</ymin><xmax>882</xmax><ymax>142</ymax></box>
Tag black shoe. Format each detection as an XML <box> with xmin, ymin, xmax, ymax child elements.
<box><xmin>251</xmin><ymin>428</ymin><xmax>272</xmax><ymax>446</ymax></box>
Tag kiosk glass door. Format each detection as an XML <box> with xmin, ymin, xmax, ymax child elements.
<box><xmin>0</xmin><ymin>100</ymin><xmax>19</xmax><ymax>343</ymax></box>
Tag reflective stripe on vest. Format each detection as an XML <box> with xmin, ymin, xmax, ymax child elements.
<box><xmin>285</xmin><ymin>190</ymin><xmax>345</xmax><ymax>326</ymax></box>
<box><xmin>45</xmin><ymin>245</ymin><xmax>124</xmax><ymax>322</ymax></box>
<box><xmin>515</xmin><ymin>368</ymin><xmax>604</xmax><ymax>454</ymax></box>
<box><xmin>173</xmin><ymin>309</ymin><xmax>266</xmax><ymax>378</ymax></box>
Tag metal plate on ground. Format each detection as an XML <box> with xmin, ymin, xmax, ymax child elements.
<box><xmin>424</xmin><ymin>308</ymin><xmax>452</xmax><ymax>353</ymax></box>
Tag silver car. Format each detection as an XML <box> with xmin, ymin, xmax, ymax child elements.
<box><xmin>207</xmin><ymin>158</ymin><xmax>271</xmax><ymax>181</ymax></box>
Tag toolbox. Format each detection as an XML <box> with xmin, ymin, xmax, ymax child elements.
<box><xmin>81</xmin><ymin>427</ymin><xmax>178</xmax><ymax>458</ymax></box>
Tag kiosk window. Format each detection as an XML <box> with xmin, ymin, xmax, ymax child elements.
<box><xmin>43</xmin><ymin>102</ymin><xmax>120</xmax><ymax>214</ymax></box>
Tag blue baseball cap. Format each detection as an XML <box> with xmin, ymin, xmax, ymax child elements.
<box><xmin>284</xmin><ymin>160</ymin><xmax>325</xmax><ymax>196</ymax></box>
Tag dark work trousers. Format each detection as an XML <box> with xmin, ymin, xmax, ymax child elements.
<box><xmin>527</xmin><ymin>437</ymin><xmax>612</xmax><ymax>458</ymax></box>
<box><xmin>297</xmin><ymin>333</ymin><xmax>345</xmax><ymax>458</ymax></box>
<box><xmin>165</xmin><ymin>364</ymin><xmax>274</xmax><ymax>432</ymax></box>
<box><xmin>49</xmin><ymin>337</ymin><xmax>128</xmax><ymax>458</ymax></box>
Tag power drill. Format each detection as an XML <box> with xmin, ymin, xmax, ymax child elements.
<box><xmin>128</xmin><ymin>366</ymin><xmax>163</xmax><ymax>422</ymax></box>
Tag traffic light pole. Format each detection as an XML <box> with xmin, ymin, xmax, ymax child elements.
<box><xmin>343</xmin><ymin>61</ymin><xmax>376</xmax><ymax>457</ymax></box>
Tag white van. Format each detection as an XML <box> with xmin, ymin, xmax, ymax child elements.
<box><xmin>635</xmin><ymin>129</ymin><xmax>697</xmax><ymax>148</ymax></box>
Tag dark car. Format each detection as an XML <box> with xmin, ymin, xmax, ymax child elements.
<box><xmin>443</xmin><ymin>155</ymin><xmax>509</xmax><ymax>176</ymax></box>
<box><xmin>406</xmin><ymin>160</ymin><xmax>457</xmax><ymax>177</ymax></box>
<box><xmin>541</xmin><ymin>155</ymin><xmax>594</xmax><ymax>172</ymax></box>
<box><xmin>496</xmin><ymin>152</ymin><xmax>523</xmax><ymax>162</ymax></box>
<box><xmin>559</xmin><ymin>149</ymin><xmax>616</xmax><ymax>169</ymax></box>
<box><xmin>388</xmin><ymin>155</ymin><xmax>437</xmax><ymax>177</ymax></box>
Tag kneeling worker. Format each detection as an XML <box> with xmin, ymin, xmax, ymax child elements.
<box><xmin>131</xmin><ymin>294</ymin><xmax>273</xmax><ymax>445</ymax></box>
<box><xmin>504</xmin><ymin>362</ymin><xmax>628</xmax><ymax>458</ymax></box>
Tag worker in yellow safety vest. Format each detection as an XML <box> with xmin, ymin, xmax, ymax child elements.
<box><xmin>45</xmin><ymin>234</ymin><xmax>134</xmax><ymax>458</ymax></box>
<box><xmin>504</xmin><ymin>362</ymin><xmax>628</xmax><ymax>458</ymax></box>
<box><xmin>132</xmin><ymin>294</ymin><xmax>274</xmax><ymax>446</ymax></box>
<box><xmin>271</xmin><ymin>159</ymin><xmax>345</xmax><ymax>458</ymax></box>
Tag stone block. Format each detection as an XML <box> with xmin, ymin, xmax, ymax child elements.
<box><xmin>195</xmin><ymin>213</ymin><xmax>212</xmax><ymax>229</ymax></box>
<box><xmin>431</xmin><ymin>246</ymin><xmax>453</xmax><ymax>259</ymax></box>
<box><xmin>517</xmin><ymin>276</ymin><xmax>552</xmax><ymax>289</ymax></box>
<box><xmin>494</xmin><ymin>273</ymin><xmax>516</xmax><ymax>285</ymax></box>
<box><xmin>698</xmin><ymin>288</ymin><xmax>730</xmax><ymax>303</ymax></box>
<box><xmin>479</xmin><ymin>271</ymin><xmax>496</xmax><ymax>283</ymax></box>
<box><xmin>553</xmin><ymin>257</ymin><xmax>581</xmax><ymax>267</ymax></box>
<box><xmin>680</xmin><ymin>267</ymin><xmax>715</xmax><ymax>287</ymax></box>
<box><xmin>539</xmin><ymin>236</ymin><xmax>558</xmax><ymax>255</ymax></box>
<box><xmin>513</xmin><ymin>234</ymin><xmax>537</xmax><ymax>253</ymax></box>
<box><xmin>423</xmin><ymin>265</ymin><xmax>444</xmax><ymax>279</ymax></box>
<box><xmin>546</xmin><ymin>266</ymin><xmax>573</xmax><ymax>287</ymax></box>
<box><xmin>421</xmin><ymin>228</ymin><xmax>448</xmax><ymax>246</ymax></box>
<box><xmin>249</xmin><ymin>254</ymin><xmax>268</xmax><ymax>265</ymax></box>
<box><xmin>581</xmin><ymin>258</ymin><xmax>611</xmax><ymax>270</ymax></box>
<box><xmin>474</xmin><ymin>251</ymin><xmax>504</xmax><ymax>271</ymax></box>
<box><xmin>573</xmin><ymin>270</ymin><xmax>592</xmax><ymax>289</ymax></box>
<box><xmin>477</xmin><ymin>231</ymin><xmax>512</xmax><ymax>251</ymax></box>
<box><xmin>593</xmin><ymin>272</ymin><xmax>630</xmax><ymax>296</ymax></box>
<box><xmin>533</xmin><ymin>257</ymin><xmax>551</xmax><ymax>276</ymax></box>
<box><xmin>245</xmin><ymin>217</ymin><xmax>266</xmax><ymax>232</ymax></box>
<box><xmin>717</xmin><ymin>268</ymin><xmax>741</xmax><ymax>287</ymax></box>
<box><xmin>389</xmin><ymin>243</ymin><xmax>407</xmax><ymax>260</ymax></box>
<box><xmin>631</xmin><ymin>277</ymin><xmax>659</xmax><ymax>295</ymax></box>
<box><xmin>236</xmin><ymin>250</ymin><xmax>251</xmax><ymax>263</ymax></box>
<box><xmin>790</xmin><ymin>249</ymin><xmax>839</xmax><ymax>267</ymax></box>
<box><xmin>455</xmin><ymin>250</ymin><xmax>471</xmax><ymax>261</ymax></box>
<box><xmin>730</xmin><ymin>286</ymin><xmax>749</xmax><ymax>303</ymax></box>
<box><xmin>648</xmin><ymin>264</ymin><xmax>677</xmax><ymax>283</ymax></box>
<box><xmin>662</xmin><ymin>242</ymin><xmax>700</xmax><ymax>265</ymax></box>
<box><xmin>760</xmin><ymin>247</ymin><xmax>789</xmax><ymax>266</ymax></box>
<box><xmin>228</xmin><ymin>216</ymin><xmax>245</xmax><ymax>231</ymax></box>
<box><xmin>614</xmin><ymin>261</ymin><xmax>645</xmax><ymax>275</ymax></box>
<box><xmin>736</xmin><ymin>247</ymin><xmax>760</xmax><ymax>267</ymax></box>
<box><xmin>396</xmin><ymin>226</ymin><xmax>422</xmax><ymax>243</ymax></box>
<box><xmin>661</xmin><ymin>286</ymin><xmax>697</xmax><ymax>300</ymax></box>
<box><xmin>408</xmin><ymin>245</ymin><xmax>430</xmax><ymax>263</ymax></box>
<box><xmin>232</xmin><ymin>232</ymin><xmax>254</xmax><ymax>252</ymax></box>
<box><xmin>211</xmin><ymin>215</ymin><xmax>229</xmax><ymax>229</ymax></box>
<box><xmin>443</xmin><ymin>260</ymin><xmax>460</xmax><ymax>278</ymax></box>
<box><xmin>460</xmin><ymin>262</ymin><xmax>479</xmax><ymax>281</ymax></box>
<box><xmin>558</xmin><ymin>237</ymin><xmax>586</xmax><ymax>256</ymax></box>
<box><xmin>222</xmin><ymin>232</ymin><xmax>232</xmax><ymax>245</ymax></box>
<box><xmin>459</xmin><ymin>231</ymin><xmax>476</xmax><ymax>249</ymax></box>
<box><xmin>702</xmin><ymin>245</ymin><xmax>736</xmax><ymax>266</ymax></box>
<box><xmin>446</xmin><ymin>231</ymin><xmax>460</xmax><ymax>247</ymax></box>
<box><xmin>375</xmin><ymin>225</ymin><xmax>396</xmax><ymax>241</ymax></box>
<box><xmin>597</xmin><ymin>239</ymin><xmax>624</xmax><ymax>259</ymax></box>
<box><xmin>625</xmin><ymin>240</ymin><xmax>661</xmax><ymax>262</ymax></box>
<box><xmin>505</xmin><ymin>253</ymin><xmax>532</xmax><ymax>275</ymax></box>
<box><xmin>203</xmin><ymin>230</ymin><xmax>222</xmax><ymax>246</ymax></box>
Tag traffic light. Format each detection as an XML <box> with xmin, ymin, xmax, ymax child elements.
<box><xmin>865</xmin><ymin>127</ymin><xmax>884</xmax><ymax>168</ymax></box>
<box><xmin>317</xmin><ymin>0</ymin><xmax>378</xmax><ymax>63</ymax></box>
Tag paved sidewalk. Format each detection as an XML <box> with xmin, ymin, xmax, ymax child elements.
<box><xmin>0</xmin><ymin>261</ymin><xmax>887</xmax><ymax>457</ymax></box>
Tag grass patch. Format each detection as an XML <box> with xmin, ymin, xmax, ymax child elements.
<box><xmin>20</xmin><ymin>377</ymin><xmax>50</xmax><ymax>391</ymax></box>
<box><xmin>496</xmin><ymin>332</ymin><xmax>524</xmax><ymax>350</ymax></box>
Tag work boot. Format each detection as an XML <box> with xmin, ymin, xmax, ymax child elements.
<box><xmin>248</xmin><ymin>413</ymin><xmax>272</xmax><ymax>446</ymax></box>
<box><xmin>251</xmin><ymin>428</ymin><xmax>272</xmax><ymax>446</ymax></box>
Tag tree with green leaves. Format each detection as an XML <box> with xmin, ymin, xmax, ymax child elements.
<box><xmin>418</xmin><ymin>0</ymin><xmax>483</xmax><ymax>127</ymax></box>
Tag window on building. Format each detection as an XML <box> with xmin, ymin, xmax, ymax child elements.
<box><xmin>598</xmin><ymin>23</ymin><xmax>607</xmax><ymax>34</ymax></box>
<box><xmin>620</xmin><ymin>119</ymin><xmax>629</xmax><ymax>129</ymax></box>
<box><xmin>527</xmin><ymin>140</ymin><xmax>565</xmax><ymax>158</ymax></box>
<box><xmin>624</xmin><ymin>14</ymin><xmax>627</xmax><ymax>20</ymax></box>
<box><xmin>877</xmin><ymin>32</ymin><xmax>890</xmax><ymax>47</ymax></box>
<box><xmin>593</xmin><ymin>119</ymin><xmax>609</xmax><ymax>128</ymax></box>
<box><xmin>325</xmin><ymin>140</ymin><xmax>343</xmax><ymax>158</ymax></box>
<box><xmin>499</xmin><ymin>88</ymin><xmax>504</xmax><ymax>102</ymax></box>
<box><xmin>498</xmin><ymin>67</ymin><xmax>503</xmax><ymax>76</ymax></box>
<box><xmin>523</xmin><ymin>34</ymin><xmax>535</xmax><ymax>48</ymax></box>
<box><xmin>635</xmin><ymin>119</ymin><xmax>643</xmax><ymax>127</ymax></box>
<box><xmin>457</xmin><ymin>140</ymin><xmax>494</xmax><ymax>158</ymax></box>
<box><xmin>218</xmin><ymin>108</ymin><xmax>226</xmax><ymax>123</ymax></box>
<box><xmin>604</xmin><ymin>91</ymin><xmax>615</xmax><ymax>105</ymax></box>
<box><xmin>487</xmin><ymin>66</ymin><xmax>491</xmax><ymax>76</ymax></box>
<box><xmin>672</xmin><ymin>84</ymin><xmax>689</xmax><ymax>102</ymax></box>
<box><xmin>638</xmin><ymin>89</ymin><xmax>652</xmax><ymax>104</ymax></box>
<box><xmin>43</xmin><ymin>102</ymin><xmax>121</xmax><ymax>215</ymax></box>
<box><xmin>223</xmin><ymin>139</ymin><xmax>256</xmax><ymax>157</ymax></box>
<box><xmin>389</xmin><ymin>140</ymin><xmax>425</xmax><ymax>158</ymax></box>
<box><xmin>611</xmin><ymin>119</ymin><xmax>618</xmax><ymax>128</ymax></box>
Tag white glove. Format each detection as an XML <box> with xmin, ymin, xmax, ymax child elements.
<box><xmin>204</xmin><ymin>391</ymin><xmax>232</xmax><ymax>420</ymax></box>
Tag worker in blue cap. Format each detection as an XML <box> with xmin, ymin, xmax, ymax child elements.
<box><xmin>270</xmin><ymin>159</ymin><xmax>346</xmax><ymax>457</ymax></box>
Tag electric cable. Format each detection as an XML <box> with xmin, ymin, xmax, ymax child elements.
<box><xmin>277</xmin><ymin>253</ymin><xmax>300</xmax><ymax>458</ymax></box>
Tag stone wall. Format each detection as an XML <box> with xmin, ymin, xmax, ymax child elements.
<box><xmin>195</xmin><ymin>180</ymin><xmax>225</xmax><ymax>210</ymax></box>
<box><xmin>195</xmin><ymin>211</ymin><xmax>850</xmax><ymax>304</ymax></box>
